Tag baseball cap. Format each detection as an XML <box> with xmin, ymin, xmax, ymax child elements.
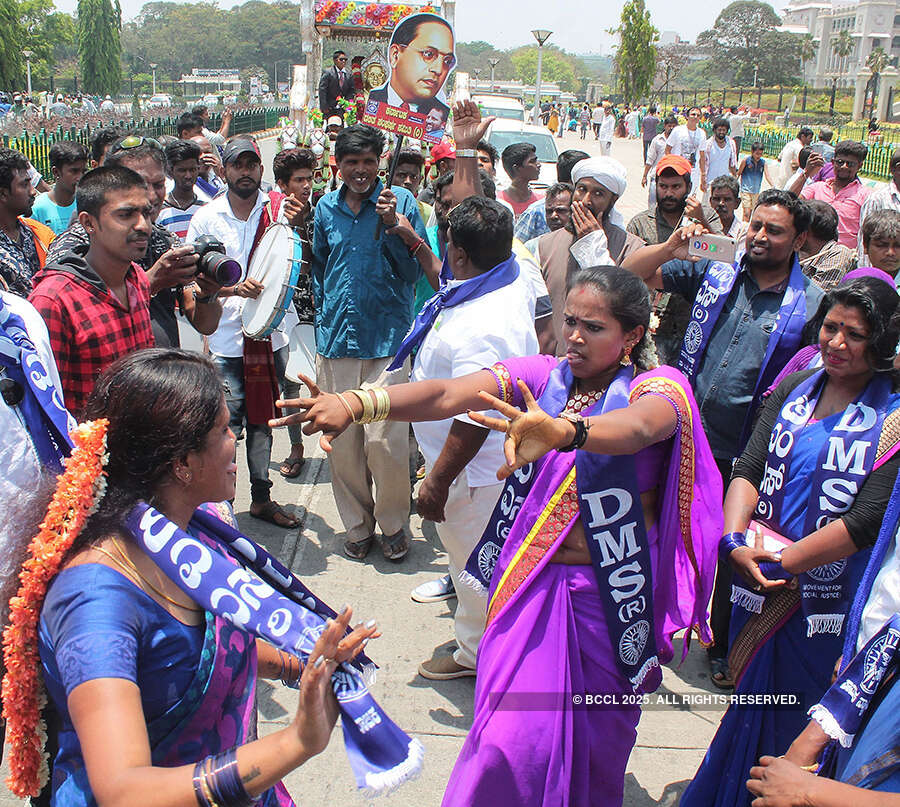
<box><xmin>655</xmin><ymin>154</ymin><xmax>692</xmax><ymax>177</ymax></box>
<box><xmin>222</xmin><ymin>139</ymin><xmax>260</xmax><ymax>165</ymax></box>
<box><xmin>325</xmin><ymin>115</ymin><xmax>343</xmax><ymax>130</ymax></box>
<box><xmin>431</xmin><ymin>142</ymin><xmax>456</xmax><ymax>162</ymax></box>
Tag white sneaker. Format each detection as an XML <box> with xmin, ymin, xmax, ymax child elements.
<box><xmin>411</xmin><ymin>574</ymin><xmax>456</xmax><ymax>603</ymax></box>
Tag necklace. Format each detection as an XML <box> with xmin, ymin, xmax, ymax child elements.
<box><xmin>93</xmin><ymin>538</ymin><xmax>203</xmax><ymax>613</ymax></box>
<box><xmin>565</xmin><ymin>383</ymin><xmax>608</xmax><ymax>414</ymax></box>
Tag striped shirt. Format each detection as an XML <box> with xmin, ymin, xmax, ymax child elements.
<box><xmin>157</xmin><ymin>194</ymin><xmax>205</xmax><ymax>241</ymax></box>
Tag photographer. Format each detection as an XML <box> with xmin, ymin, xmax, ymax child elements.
<box><xmin>47</xmin><ymin>135</ymin><xmax>223</xmax><ymax>347</ymax></box>
<box><xmin>187</xmin><ymin>139</ymin><xmax>306</xmax><ymax>529</ymax></box>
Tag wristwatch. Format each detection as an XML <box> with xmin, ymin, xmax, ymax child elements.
<box><xmin>557</xmin><ymin>412</ymin><xmax>590</xmax><ymax>452</ymax></box>
<box><xmin>455</xmin><ymin>148</ymin><xmax>478</xmax><ymax>158</ymax></box>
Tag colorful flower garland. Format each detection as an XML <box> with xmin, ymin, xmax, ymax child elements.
<box><xmin>2</xmin><ymin>420</ymin><xmax>109</xmax><ymax>797</ymax></box>
<box><xmin>315</xmin><ymin>1</ymin><xmax>436</xmax><ymax>28</ymax></box>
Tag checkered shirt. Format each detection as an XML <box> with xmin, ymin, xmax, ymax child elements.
<box><xmin>28</xmin><ymin>263</ymin><xmax>154</xmax><ymax>415</ymax></box>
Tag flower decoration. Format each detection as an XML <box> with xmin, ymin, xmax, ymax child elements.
<box><xmin>2</xmin><ymin>420</ymin><xmax>109</xmax><ymax>797</ymax></box>
<box><xmin>315</xmin><ymin>1</ymin><xmax>436</xmax><ymax>28</ymax></box>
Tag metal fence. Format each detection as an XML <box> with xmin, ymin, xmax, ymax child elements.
<box><xmin>2</xmin><ymin>106</ymin><xmax>289</xmax><ymax>180</ymax></box>
<box><xmin>741</xmin><ymin>125</ymin><xmax>897</xmax><ymax>182</ymax></box>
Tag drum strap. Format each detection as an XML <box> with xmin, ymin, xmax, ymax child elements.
<box><xmin>243</xmin><ymin>192</ymin><xmax>285</xmax><ymax>425</ymax></box>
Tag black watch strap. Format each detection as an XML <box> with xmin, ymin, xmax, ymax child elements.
<box><xmin>558</xmin><ymin>413</ymin><xmax>590</xmax><ymax>452</ymax></box>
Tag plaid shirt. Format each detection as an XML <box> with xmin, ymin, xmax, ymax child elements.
<box><xmin>799</xmin><ymin>240</ymin><xmax>857</xmax><ymax>291</ymax></box>
<box><xmin>28</xmin><ymin>257</ymin><xmax>154</xmax><ymax>415</ymax></box>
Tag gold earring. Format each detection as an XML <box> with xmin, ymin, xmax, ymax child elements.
<box><xmin>620</xmin><ymin>346</ymin><xmax>633</xmax><ymax>367</ymax></box>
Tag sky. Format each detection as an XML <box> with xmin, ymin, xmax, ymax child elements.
<box><xmin>50</xmin><ymin>0</ymin><xmax>743</xmax><ymax>53</ymax></box>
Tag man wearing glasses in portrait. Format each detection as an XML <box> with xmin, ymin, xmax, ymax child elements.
<box><xmin>368</xmin><ymin>13</ymin><xmax>455</xmax><ymax>136</ymax></box>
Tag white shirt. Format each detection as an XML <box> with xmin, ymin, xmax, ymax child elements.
<box><xmin>186</xmin><ymin>190</ymin><xmax>293</xmax><ymax>358</ymax></box>
<box><xmin>858</xmin><ymin>528</ymin><xmax>900</xmax><ymax>651</ymax></box>
<box><xmin>100</xmin><ymin>100</ymin><xmax>115</xmax><ymax>113</ymax></box>
<box><xmin>778</xmin><ymin>139</ymin><xmax>803</xmax><ymax>186</ymax></box>
<box><xmin>667</xmin><ymin>125</ymin><xmax>705</xmax><ymax>186</ymax></box>
<box><xmin>591</xmin><ymin>107</ymin><xmax>604</xmax><ymax>124</ymax></box>
<box><xmin>411</xmin><ymin>274</ymin><xmax>538</xmax><ymax>487</ymax></box>
<box><xmin>599</xmin><ymin>114</ymin><xmax>615</xmax><ymax>142</ymax></box>
<box><xmin>858</xmin><ymin>181</ymin><xmax>900</xmax><ymax>260</ymax></box>
<box><xmin>702</xmin><ymin>136</ymin><xmax>737</xmax><ymax>184</ymax></box>
<box><xmin>645</xmin><ymin>133</ymin><xmax>668</xmax><ymax>171</ymax></box>
<box><xmin>782</xmin><ymin>168</ymin><xmax>812</xmax><ymax>192</ymax></box>
<box><xmin>0</xmin><ymin>292</ymin><xmax>72</xmax><ymax>559</ymax></box>
<box><xmin>726</xmin><ymin>112</ymin><xmax>746</xmax><ymax>138</ymax></box>
<box><xmin>203</xmin><ymin>126</ymin><xmax>226</xmax><ymax>148</ymax></box>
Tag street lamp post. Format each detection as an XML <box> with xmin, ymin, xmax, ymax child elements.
<box><xmin>531</xmin><ymin>29</ymin><xmax>552</xmax><ymax>125</ymax></box>
<box><xmin>753</xmin><ymin>64</ymin><xmax>759</xmax><ymax>88</ymax></box>
<box><xmin>23</xmin><ymin>50</ymin><xmax>34</xmax><ymax>96</ymax></box>
<box><xmin>474</xmin><ymin>68</ymin><xmax>481</xmax><ymax>88</ymax></box>
<box><xmin>488</xmin><ymin>57</ymin><xmax>500</xmax><ymax>91</ymax></box>
<box><xmin>150</xmin><ymin>63</ymin><xmax>158</xmax><ymax>96</ymax></box>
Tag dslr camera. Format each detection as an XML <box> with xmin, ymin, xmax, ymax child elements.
<box><xmin>191</xmin><ymin>235</ymin><xmax>242</xmax><ymax>286</ymax></box>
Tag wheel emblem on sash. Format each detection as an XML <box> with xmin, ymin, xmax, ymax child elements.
<box><xmin>619</xmin><ymin>620</ymin><xmax>651</xmax><ymax>665</ymax></box>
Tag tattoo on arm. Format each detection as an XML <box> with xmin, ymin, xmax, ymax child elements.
<box><xmin>241</xmin><ymin>765</ymin><xmax>262</xmax><ymax>784</ymax></box>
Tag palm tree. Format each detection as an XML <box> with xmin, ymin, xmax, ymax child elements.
<box><xmin>830</xmin><ymin>29</ymin><xmax>853</xmax><ymax>115</ymax></box>
<box><xmin>865</xmin><ymin>46</ymin><xmax>889</xmax><ymax>119</ymax></box>
<box><xmin>800</xmin><ymin>34</ymin><xmax>817</xmax><ymax>81</ymax></box>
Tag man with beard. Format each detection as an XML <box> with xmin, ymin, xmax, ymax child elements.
<box><xmin>310</xmin><ymin>124</ymin><xmax>427</xmax><ymax>562</ymax></box>
<box><xmin>699</xmin><ymin>117</ymin><xmax>737</xmax><ymax>202</ymax></box>
<box><xmin>623</xmin><ymin>190</ymin><xmax>823</xmax><ymax>685</ymax></box>
<box><xmin>626</xmin><ymin>155</ymin><xmax>721</xmax><ymax>363</ymax></box>
<box><xmin>47</xmin><ymin>136</ymin><xmax>222</xmax><ymax>350</ymax></box>
<box><xmin>187</xmin><ymin>138</ymin><xmax>305</xmax><ymax>529</ymax></box>
<box><xmin>530</xmin><ymin>156</ymin><xmax>645</xmax><ymax>353</ymax></box>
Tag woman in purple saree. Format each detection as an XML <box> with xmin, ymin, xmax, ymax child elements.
<box><xmin>274</xmin><ymin>265</ymin><xmax>724</xmax><ymax>806</ymax></box>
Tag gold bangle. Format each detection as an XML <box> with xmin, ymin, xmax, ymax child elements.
<box><xmin>336</xmin><ymin>392</ymin><xmax>359</xmax><ymax>423</ymax></box>
<box><xmin>349</xmin><ymin>389</ymin><xmax>375</xmax><ymax>423</ymax></box>
<box><xmin>201</xmin><ymin>758</ymin><xmax>221</xmax><ymax>807</ymax></box>
<box><xmin>371</xmin><ymin>387</ymin><xmax>391</xmax><ymax>422</ymax></box>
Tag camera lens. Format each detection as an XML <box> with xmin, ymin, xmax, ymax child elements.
<box><xmin>200</xmin><ymin>252</ymin><xmax>242</xmax><ymax>286</ymax></box>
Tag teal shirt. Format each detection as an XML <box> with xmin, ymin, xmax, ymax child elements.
<box><xmin>311</xmin><ymin>180</ymin><xmax>426</xmax><ymax>359</ymax></box>
<box><xmin>31</xmin><ymin>192</ymin><xmax>76</xmax><ymax>236</ymax></box>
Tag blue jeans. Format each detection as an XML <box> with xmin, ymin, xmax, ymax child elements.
<box><xmin>213</xmin><ymin>347</ymin><xmax>289</xmax><ymax>504</ymax></box>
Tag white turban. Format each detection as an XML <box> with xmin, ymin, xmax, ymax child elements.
<box><xmin>570</xmin><ymin>156</ymin><xmax>628</xmax><ymax>227</ymax></box>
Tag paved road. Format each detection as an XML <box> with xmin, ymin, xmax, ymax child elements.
<box><xmin>0</xmin><ymin>132</ymin><xmax>730</xmax><ymax>807</ymax></box>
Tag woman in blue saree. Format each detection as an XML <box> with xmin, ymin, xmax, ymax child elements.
<box><xmin>682</xmin><ymin>277</ymin><xmax>900</xmax><ymax>806</ymax></box>
<box><xmin>16</xmin><ymin>350</ymin><xmax>418</xmax><ymax>807</ymax></box>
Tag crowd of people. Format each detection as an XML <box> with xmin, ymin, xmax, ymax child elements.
<box><xmin>2</xmin><ymin>87</ymin><xmax>900</xmax><ymax>807</ymax></box>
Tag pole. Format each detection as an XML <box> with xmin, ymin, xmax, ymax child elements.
<box><xmin>373</xmin><ymin>135</ymin><xmax>405</xmax><ymax>240</ymax></box>
<box><xmin>533</xmin><ymin>44</ymin><xmax>544</xmax><ymax>124</ymax></box>
<box><xmin>274</xmin><ymin>61</ymin><xmax>277</xmax><ymax>98</ymax></box>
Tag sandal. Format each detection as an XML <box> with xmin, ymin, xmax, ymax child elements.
<box><xmin>709</xmin><ymin>657</ymin><xmax>734</xmax><ymax>689</ymax></box>
<box><xmin>381</xmin><ymin>530</ymin><xmax>409</xmax><ymax>563</ymax></box>
<box><xmin>344</xmin><ymin>535</ymin><xmax>375</xmax><ymax>560</ymax></box>
<box><xmin>279</xmin><ymin>456</ymin><xmax>305</xmax><ymax>478</ymax></box>
<box><xmin>249</xmin><ymin>501</ymin><xmax>300</xmax><ymax>529</ymax></box>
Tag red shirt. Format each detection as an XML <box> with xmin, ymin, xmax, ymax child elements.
<box><xmin>29</xmin><ymin>263</ymin><xmax>154</xmax><ymax>415</ymax></box>
<box><xmin>498</xmin><ymin>188</ymin><xmax>544</xmax><ymax>217</ymax></box>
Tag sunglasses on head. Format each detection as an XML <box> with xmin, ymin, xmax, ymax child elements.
<box><xmin>109</xmin><ymin>134</ymin><xmax>162</xmax><ymax>155</ymax></box>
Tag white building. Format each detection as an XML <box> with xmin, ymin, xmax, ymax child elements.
<box><xmin>780</xmin><ymin>0</ymin><xmax>900</xmax><ymax>88</ymax></box>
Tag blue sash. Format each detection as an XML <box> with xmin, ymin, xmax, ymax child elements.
<box><xmin>124</xmin><ymin>503</ymin><xmax>422</xmax><ymax>795</ymax></box>
<box><xmin>733</xmin><ymin>371</ymin><xmax>890</xmax><ymax>637</ymax></box>
<box><xmin>677</xmin><ymin>256</ymin><xmax>808</xmax><ymax>450</ymax></box>
<box><xmin>386</xmin><ymin>254</ymin><xmax>520</xmax><ymax>371</ymax></box>
<box><xmin>811</xmin><ymin>614</ymin><xmax>900</xmax><ymax>771</ymax></box>
<box><xmin>464</xmin><ymin>363</ymin><xmax>661</xmax><ymax>690</ymax></box>
<box><xmin>0</xmin><ymin>295</ymin><xmax>74</xmax><ymax>470</ymax></box>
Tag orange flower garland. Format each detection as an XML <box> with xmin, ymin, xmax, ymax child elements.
<box><xmin>2</xmin><ymin>420</ymin><xmax>109</xmax><ymax>797</ymax></box>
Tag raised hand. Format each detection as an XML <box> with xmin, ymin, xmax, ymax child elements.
<box><xmin>468</xmin><ymin>379</ymin><xmax>572</xmax><ymax>480</ymax></box>
<box><xmin>269</xmin><ymin>373</ymin><xmax>356</xmax><ymax>452</ymax></box>
<box><xmin>450</xmin><ymin>99</ymin><xmax>494</xmax><ymax>149</ymax></box>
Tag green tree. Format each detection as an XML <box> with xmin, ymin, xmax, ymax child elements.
<box><xmin>610</xmin><ymin>0</ymin><xmax>658</xmax><ymax>101</ymax></box>
<box><xmin>78</xmin><ymin>0</ymin><xmax>122</xmax><ymax>95</ymax></box>
<box><xmin>799</xmin><ymin>33</ymin><xmax>816</xmax><ymax>77</ymax></box>
<box><xmin>510</xmin><ymin>46</ymin><xmax>578</xmax><ymax>92</ymax></box>
<box><xmin>830</xmin><ymin>30</ymin><xmax>853</xmax><ymax>115</ymax></box>
<box><xmin>757</xmin><ymin>29</ymin><xmax>801</xmax><ymax>85</ymax></box>
<box><xmin>697</xmin><ymin>1</ymin><xmax>782</xmax><ymax>85</ymax></box>
<box><xmin>0</xmin><ymin>0</ymin><xmax>24</xmax><ymax>88</ymax></box>
<box><xmin>865</xmin><ymin>46</ymin><xmax>888</xmax><ymax>117</ymax></box>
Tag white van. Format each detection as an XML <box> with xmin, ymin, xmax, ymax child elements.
<box><xmin>471</xmin><ymin>93</ymin><xmax>526</xmax><ymax>123</ymax></box>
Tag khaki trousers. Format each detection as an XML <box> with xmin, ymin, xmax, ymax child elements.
<box><xmin>435</xmin><ymin>470</ymin><xmax>504</xmax><ymax>669</ymax></box>
<box><xmin>316</xmin><ymin>355</ymin><xmax>411</xmax><ymax>542</ymax></box>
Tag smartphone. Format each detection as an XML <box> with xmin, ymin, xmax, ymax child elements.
<box><xmin>809</xmin><ymin>142</ymin><xmax>827</xmax><ymax>156</ymax></box>
<box><xmin>687</xmin><ymin>233</ymin><xmax>737</xmax><ymax>264</ymax></box>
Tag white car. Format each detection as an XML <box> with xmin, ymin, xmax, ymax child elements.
<box><xmin>487</xmin><ymin>118</ymin><xmax>559</xmax><ymax>191</ymax></box>
<box><xmin>471</xmin><ymin>93</ymin><xmax>526</xmax><ymax>123</ymax></box>
<box><xmin>147</xmin><ymin>94</ymin><xmax>173</xmax><ymax>109</ymax></box>
<box><xmin>201</xmin><ymin>94</ymin><xmax>221</xmax><ymax>107</ymax></box>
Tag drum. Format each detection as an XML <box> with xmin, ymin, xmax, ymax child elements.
<box><xmin>284</xmin><ymin>323</ymin><xmax>317</xmax><ymax>384</ymax></box>
<box><xmin>241</xmin><ymin>223</ymin><xmax>303</xmax><ymax>339</ymax></box>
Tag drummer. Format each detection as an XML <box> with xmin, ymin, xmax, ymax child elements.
<box><xmin>186</xmin><ymin>139</ymin><xmax>308</xmax><ymax>528</ymax></box>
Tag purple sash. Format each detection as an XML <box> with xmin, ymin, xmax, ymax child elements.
<box><xmin>464</xmin><ymin>363</ymin><xmax>661</xmax><ymax>690</ymax></box>
<box><xmin>810</xmin><ymin>614</ymin><xmax>900</xmax><ymax>754</ymax></box>
<box><xmin>732</xmin><ymin>370</ymin><xmax>891</xmax><ymax>638</ymax></box>
<box><xmin>677</xmin><ymin>256</ymin><xmax>808</xmax><ymax>450</ymax></box>
<box><xmin>123</xmin><ymin>503</ymin><xmax>423</xmax><ymax>796</ymax></box>
<box><xmin>0</xmin><ymin>294</ymin><xmax>74</xmax><ymax>470</ymax></box>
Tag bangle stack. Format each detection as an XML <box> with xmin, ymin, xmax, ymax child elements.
<box><xmin>758</xmin><ymin>558</ymin><xmax>792</xmax><ymax>582</ymax></box>
<box><xmin>277</xmin><ymin>649</ymin><xmax>301</xmax><ymax>688</ymax></box>
<box><xmin>408</xmin><ymin>237</ymin><xmax>426</xmax><ymax>256</ymax></box>
<box><xmin>192</xmin><ymin>749</ymin><xmax>253</xmax><ymax>807</ymax></box>
<box><xmin>719</xmin><ymin>531</ymin><xmax>746</xmax><ymax>559</ymax></box>
<box><xmin>346</xmin><ymin>388</ymin><xmax>391</xmax><ymax>424</ymax></box>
